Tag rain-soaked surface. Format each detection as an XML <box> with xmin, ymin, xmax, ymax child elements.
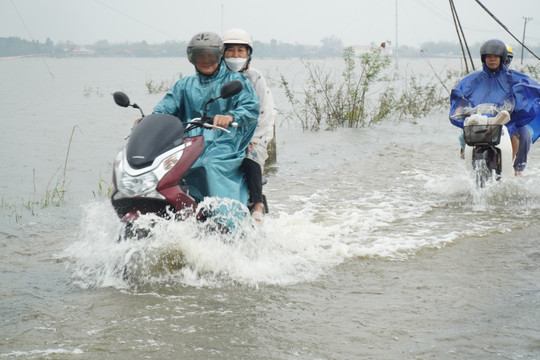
<box><xmin>1</xmin><ymin>57</ymin><xmax>539</xmax><ymax>359</ymax></box>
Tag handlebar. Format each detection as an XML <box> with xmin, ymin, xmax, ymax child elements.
<box><xmin>187</xmin><ymin>117</ymin><xmax>238</xmax><ymax>134</ymax></box>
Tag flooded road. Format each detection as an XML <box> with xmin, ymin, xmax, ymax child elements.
<box><xmin>1</xmin><ymin>57</ymin><xmax>539</xmax><ymax>359</ymax></box>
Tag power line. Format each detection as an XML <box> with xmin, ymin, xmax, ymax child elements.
<box><xmin>449</xmin><ymin>0</ymin><xmax>475</xmax><ymax>72</ymax></box>
<box><xmin>92</xmin><ymin>0</ymin><xmax>181</xmax><ymax>42</ymax></box>
<box><xmin>10</xmin><ymin>0</ymin><xmax>54</xmax><ymax>78</ymax></box>
<box><xmin>473</xmin><ymin>0</ymin><xmax>540</xmax><ymax>61</ymax></box>
<box><xmin>413</xmin><ymin>0</ymin><xmax>450</xmax><ymax>22</ymax></box>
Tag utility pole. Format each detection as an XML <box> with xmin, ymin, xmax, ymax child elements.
<box><xmin>221</xmin><ymin>2</ymin><xmax>224</xmax><ymax>35</ymax></box>
<box><xmin>521</xmin><ymin>17</ymin><xmax>532</xmax><ymax>65</ymax></box>
<box><xmin>395</xmin><ymin>0</ymin><xmax>399</xmax><ymax>71</ymax></box>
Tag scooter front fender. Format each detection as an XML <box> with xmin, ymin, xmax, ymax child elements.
<box><xmin>121</xmin><ymin>210</ymin><xmax>143</xmax><ymax>223</ymax></box>
<box><xmin>498</xmin><ymin>126</ymin><xmax>513</xmax><ymax>177</ymax></box>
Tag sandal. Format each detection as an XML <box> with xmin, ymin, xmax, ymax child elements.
<box><xmin>251</xmin><ymin>210</ymin><xmax>264</xmax><ymax>224</ymax></box>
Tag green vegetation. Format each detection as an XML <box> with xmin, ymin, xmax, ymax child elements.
<box><xmin>517</xmin><ymin>63</ymin><xmax>540</xmax><ymax>79</ymax></box>
<box><xmin>1</xmin><ymin>171</ymin><xmax>68</xmax><ymax>223</ymax></box>
<box><xmin>391</xmin><ymin>69</ymin><xmax>461</xmax><ymax>121</ymax></box>
<box><xmin>1</xmin><ymin>126</ymin><xmax>79</xmax><ymax>222</ymax></box>
<box><xmin>93</xmin><ymin>178</ymin><xmax>113</xmax><ymax>198</ymax></box>
<box><xmin>145</xmin><ymin>73</ymin><xmax>183</xmax><ymax>94</ymax></box>
<box><xmin>280</xmin><ymin>45</ymin><xmax>392</xmax><ymax>130</ymax></box>
<box><xmin>280</xmin><ymin>44</ymin><xmax>458</xmax><ymax>130</ymax></box>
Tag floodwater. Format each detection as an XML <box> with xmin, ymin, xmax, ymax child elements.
<box><xmin>1</xmin><ymin>57</ymin><xmax>539</xmax><ymax>359</ymax></box>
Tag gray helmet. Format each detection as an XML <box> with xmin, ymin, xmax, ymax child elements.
<box><xmin>480</xmin><ymin>39</ymin><xmax>507</xmax><ymax>66</ymax></box>
<box><xmin>187</xmin><ymin>32</ymin><xmax>223</xmax><ymax>65</ymax></box>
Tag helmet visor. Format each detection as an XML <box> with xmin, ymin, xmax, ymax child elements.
<box><xmin>192</xmin><ymin>48</ymin><xmax>221</xmax><ymax>64</ymax></box>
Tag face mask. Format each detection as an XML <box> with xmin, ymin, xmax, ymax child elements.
<box><xmin>225</xmin><ymin>57</ymin><xmax>248</xmax><ymax>72</ymax></box>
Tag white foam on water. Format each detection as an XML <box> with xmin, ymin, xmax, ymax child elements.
<box><xmin>64</xmin><ymin>199</ymin><xmax>345</xmax><ymax>288</ymax></box>
<box><xmin>0</xmin><ymin>348</ymin><xmax>84</xmax><ymax>358</ymax></box>
<box><xmin>64</xmin><ymin>159</ymin><xmax>540</xmax><ymax>290</ymax></box>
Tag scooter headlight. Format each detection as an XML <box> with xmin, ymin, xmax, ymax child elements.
<box><xmin>118</xmin><ymin>171</ymin><xmax>158</xmax><ymax>196</ymax></box>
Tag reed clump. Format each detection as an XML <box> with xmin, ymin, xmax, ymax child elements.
<box><xmin>1</xmin><ymin>126</ymin><xmax>79</xmax><ymax>222</ymax></box>
<box><xmin>145</xmin><ymin>73</ymin><xmax>183</xmax><ymax>94</ymax></box>
<box><xmin>280</xmin><ymin>44</ymin><xmax>458</xmax><ymax>130</ymax></box>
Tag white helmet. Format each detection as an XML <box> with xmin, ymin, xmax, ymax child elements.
<box><xmin>222</xmin><ymin>28</ymin><xmax>253</xmax><ymax>72</ymax></box>
<box><xmin>222</xmin><ymin>28</ymin><xmax>253</xmax><ymax>53</ymax></box>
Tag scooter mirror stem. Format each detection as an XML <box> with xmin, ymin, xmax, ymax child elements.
<box><xmin>132</xmin><ymin>103</ymin><xmax>145</xmax><ymax>117</ymax></box>
<box><xmin>202</xmin><ymin>96</ymin><xmax>223</xmax><ymax>119</ymax></box>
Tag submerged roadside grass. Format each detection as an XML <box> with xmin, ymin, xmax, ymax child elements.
<box><xmin>0</xmin><ymin>125</ymin><xmax>114</xmax><ymax>222</ymax></box>
<box><xmin>279</xmin><ymin>43</ymin><xmax>458</xmax><ymax>131</ymax></box>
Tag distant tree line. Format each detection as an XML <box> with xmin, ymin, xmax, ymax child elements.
<box><xmin>0</xmin><ymin>36</ymin><xmax>343</xmax><ymax>58</ymax></box>
<box><xmin>1</xmin><ymin>36</ymin><xmax>539</xmax><ymax>59</ymax></box>
<box><xmin>0</xmin><ymin>37</ymin><xmax>55</xmax><ymax>56</ymax></box>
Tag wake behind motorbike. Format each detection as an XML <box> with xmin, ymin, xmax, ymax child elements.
<box><xmin>110</xmin><ymin>80</ymin><xmax>254</xmax><ymax>237</ymax></box>
<box><xmin>461</xmin><ymin>104</ymin><xmax>513</xmax><ymax>188</ymax></box>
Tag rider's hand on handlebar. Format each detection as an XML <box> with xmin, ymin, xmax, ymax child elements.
<box><xmin>213</xmin><ymin>114</ymin><xmax>234</xmax><ymax>129</ymax></box>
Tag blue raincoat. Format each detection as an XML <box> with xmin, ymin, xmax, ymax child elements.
<box><xmin>154</xmin><ymin>61</ymin><xmax>259</xmax><ymax>205</ymax></box>
<box><xmin>449</xmin><ymin>64</ymin><xmax>540</xmax><ymax>140</ymax></box>
<box><xmin>509</xmin><ymin>69</ymin><xmax>540</xmax><ymax>143</ymax></box>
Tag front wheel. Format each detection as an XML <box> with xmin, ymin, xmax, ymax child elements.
<box><xmin>474</xmin><ymin>158</ymin><xmax>492</xmax><ymax>188</ymax></box>
<box><xmin>117</xmin><ymin>222</ymin><xmax>152</xmax><ymax>242</ymax></box>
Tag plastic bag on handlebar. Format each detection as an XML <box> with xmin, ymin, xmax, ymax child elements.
<box><xmin>471</xmin><ymin>101</ymin><xmax>515</xmax><ymax>117</ymax></box>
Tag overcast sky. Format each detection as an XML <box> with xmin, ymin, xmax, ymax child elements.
<box><xmin>2</xmin><ymin>0</ymin><xmax>539</xmax><ymax>48</ymax></box>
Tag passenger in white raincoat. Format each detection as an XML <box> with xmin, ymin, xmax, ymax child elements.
<box><xmin>222</xmin><ymin>28</ymin><xmax>276</xmax><ymax>223</ymax></box>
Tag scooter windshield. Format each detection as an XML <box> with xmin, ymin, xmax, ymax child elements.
<box><xmin>126</xmin><ymin>114</ymin><xmax>185</xmax><ymax>168</ymax></box>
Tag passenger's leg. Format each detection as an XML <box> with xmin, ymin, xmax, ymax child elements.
<box><xmin>514</xmin><ymin>125</ymin><xmax>532</xmax><ymax>175</ymax></box>
<box><xmin>458</xmin><ymin>132</ymin><xmax>465</xmax><ymax>159</ymax></box>
<box><xmin>242</xmin><ymin>158</ymin><xmax>264</xmax><ymax>217</ymax></box>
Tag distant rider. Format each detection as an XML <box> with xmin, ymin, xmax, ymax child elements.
<box><xmin>449</xmin><ymin>39</ymin><xmax>540</xmax><ymax>176</ymax></box>
<box><xmin>153</xmin><ymin>32</ymin><xmax>259</xmax><ymax>205</ymax></box>
<box><xmin>505</xmin><ymin>43</ymin><xmax>514</xmax><ymax>67</ymax></box>
<box><xmin>222</xmin><ymin>28</ymin><xmax>276</xmax><ymax>223</ymax></box>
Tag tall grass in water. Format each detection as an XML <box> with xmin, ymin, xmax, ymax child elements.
<box><xmin>280</xmin><ymin>44</ymin><xmax>459</xmax><ymax>130</ymax></box>
<box><xmin>1</xmin><ymin>125</ymin><xmax>79</xmax><ymax>221</ymax></box>
<box><xmin>145</xmin><ymin>73</ymin><xmax>183</xmax><ymax>94</ymax></box>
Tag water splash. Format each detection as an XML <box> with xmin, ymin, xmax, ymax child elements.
<box><xmin>64</xmin><ymin>199</ymin><xmax>345</xmax><ymax>289</ymax></box>
<box><xmin>64</xmin><ymin>164</ymin><xmax>540</xmax><ymax>290</ymax></box>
